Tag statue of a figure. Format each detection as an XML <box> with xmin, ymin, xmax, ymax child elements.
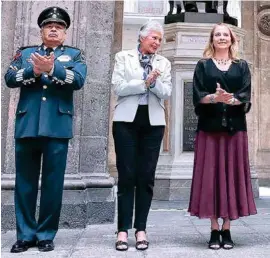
<box><xmin>166</xmin><ymin>1</ymin><xmax>236</xmax><ymax>26</ymax></box>
<box><xmin>168</xmin><ymin>1</ymin><xmax>228</xmax><ymax>15</ymax></box>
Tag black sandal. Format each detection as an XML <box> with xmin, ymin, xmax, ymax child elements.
<box><xmin>220</xmin><ymin>229</ymin><xmax>234</xmax><ymax>249</ymax></box>
<box><xmin>208</xmin><ymin>230</ymin><xmax>221</xmax><ymax>250</ymax></box>
<box><xmin>135</xmin><ymin>230</ymin><xmax>149</xmax><ymax>251</ymax></box>
<box><xmin>115</xmin><ymin>231</ymin><xmax>128</xmax><ymax>251</ymax></box>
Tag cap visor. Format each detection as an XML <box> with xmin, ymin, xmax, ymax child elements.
<box><xmin>41</xmin><ymin>18</ymin><xmax>67</xmax><ymax>27</ymax></box>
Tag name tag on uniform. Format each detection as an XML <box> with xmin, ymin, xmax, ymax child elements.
<box><xmin>57</xmin><ymin>55</ymin><xmax>71</xmax><ymax>62</ymax></box>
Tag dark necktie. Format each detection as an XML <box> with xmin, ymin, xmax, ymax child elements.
<box><xmin>45</xmin><ymin>47</ymin><xmax>54</xmax><ymax>56</ymax></box>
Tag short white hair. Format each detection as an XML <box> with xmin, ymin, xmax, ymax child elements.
<box><xmin>138</xmin><ymin>20</ymin><xmax>164</xmax><ymax>42</ymax></box>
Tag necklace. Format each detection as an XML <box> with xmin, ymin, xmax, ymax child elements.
<box><xmin>213</xmin><ymin>58</ymin><xmax>231</xmax><ymax>65</ymax></box>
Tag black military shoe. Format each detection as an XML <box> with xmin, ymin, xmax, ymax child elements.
<box><xmin>10</xmin><ymin>240</ymin><xmax>36</xmax><ymax>253</ymax></box>
<box><xmin>38</xmin><ymin>240</ymin><xmax>54</xmax><ymax>252</ymax></box>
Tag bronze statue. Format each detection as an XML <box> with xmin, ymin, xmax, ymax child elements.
<box><xmin>168</xmin><ymin>1</ymin><xmax>182</xmax><ymax>15</ymax></box>
<box><xmin>168</xmin><ymin>1</ymin><xmax>228</xmax><ymax>15</ymax></box>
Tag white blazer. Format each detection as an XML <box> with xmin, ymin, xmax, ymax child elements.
<box><xmin>111</xmin><ymin>49</ymin><xmax>172</xmax><ymax>126</ymax></box>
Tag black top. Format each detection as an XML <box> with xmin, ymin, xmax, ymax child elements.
<box><xmin>193</xmin><ymin>58</ymin><xmax>251</xmax><ymax>134</ymax></box>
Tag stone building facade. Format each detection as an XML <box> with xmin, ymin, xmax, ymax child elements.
<box><xmin>1</xmin><ymin>1</ymin><xmax>270</xmax><ymax>230</ymax></box>
<box><xmin>1</xmin><ymin>0</ymin><xmax>123</xmax><ymax>230</ymax></box>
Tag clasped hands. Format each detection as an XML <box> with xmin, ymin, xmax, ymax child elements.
<box><xmin>144</xmin><ymin>69</ymin><xmax>161</xmax><ymax>88</ymax></box>
<box><xmin>213</xmin><ymin>83</ymin><xmax>235</xmax><ymax>105</ymax></box>
<box><xmin>30</xmin><ymin>52</ymin><xmax>54</xmax><ymax>76</ymax></box>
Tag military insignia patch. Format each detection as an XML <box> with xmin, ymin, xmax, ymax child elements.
<box><xmin>12</xmin><ymin>50</ymin><xmax>22</xmax><ymax>61</ymax></box>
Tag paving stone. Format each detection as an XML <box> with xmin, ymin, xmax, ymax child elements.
<box><xmin>2</xmin><ymin>199</ymin><xmax>270</xmax><ymax>258</ymax></box>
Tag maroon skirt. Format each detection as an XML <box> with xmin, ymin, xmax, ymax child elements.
<box><xmin>188</xmin><ymin>131</ymin><xmax>257</xmax><ymax>220</ymax></box>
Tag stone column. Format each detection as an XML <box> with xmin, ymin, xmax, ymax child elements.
<box><xmin>1</xmin><ymin>1</ymin><xmax>17</xmax><ymax>178</ymax></box>
<box><xmin>108</xmin><ymin>1</ymin><xmax>124</xmax><ymax>178</ymax></box>
<box><xmin>242</xmin><ymin>1</ymin><xmax>270</xmax><ymax>183</ymax></box>
<box><xmin>1</xmin><ymin>1</ymin><xmax>118</xmax><ymax>230</ymax></box>
<box><xmin>1</xmin><ymin>0</ymin><xmax>18</xmax><ymax>230</ymax></box>
<box><xmin>154</xmin><ymin>22</ymin><xmax>259</xmax><ymax>201</ymax></box>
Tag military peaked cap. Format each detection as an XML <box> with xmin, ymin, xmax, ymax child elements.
<box><xmin>38</xmin><ymin>6</ymin><xmax>71</xmax><ymax>29</ymax></box>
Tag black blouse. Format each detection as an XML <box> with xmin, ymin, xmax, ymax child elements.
<box><xmin>193</xmin><ymin>58</ymin><xmax>251</xmax><ymax>134</ymax></box>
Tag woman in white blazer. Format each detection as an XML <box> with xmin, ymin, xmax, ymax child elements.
<box><xmin>112</xmin><ymin>21</ymin><xmax>172</xmax><ymax>251</ymax></box>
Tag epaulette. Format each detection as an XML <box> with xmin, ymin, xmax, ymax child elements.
<box><xmin>19</xmin><ymin>45</ymin><xmax>39</xmax><ymax>50</ymax></box>
<box><xmin>63</xmin><ymin>45</ymin><xmax>81</xmax><ymax>51</ymax></box>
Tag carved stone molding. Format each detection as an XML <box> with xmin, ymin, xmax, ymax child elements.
<box><xmin>257</xmin><ymin>9</ymin><xmax>270</xmax><ymax>39</ymax></box>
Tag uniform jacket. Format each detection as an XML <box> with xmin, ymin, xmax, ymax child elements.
<box><xmin>111</xmin><ymin>49</ymin><xmax>172</xmax><ymax>126</ymax></box>
<box><xmin>5</xmin><ymin>44</ymin><xmax>87</xmax><ymax>139</ymax></box>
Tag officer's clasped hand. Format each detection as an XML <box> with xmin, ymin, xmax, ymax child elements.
<box><xmin>30</xmin><ymin>52</ymin><xmax>54</xmax><ymax>76</ymax></box>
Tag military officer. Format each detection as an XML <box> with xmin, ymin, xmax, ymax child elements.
<box><xmin>5</xmin><ymin>6</ymin><xmax>87</xmax><ymax>253</ymax></box>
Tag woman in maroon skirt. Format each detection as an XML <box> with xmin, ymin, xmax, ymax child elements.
<box><xmin>188</xmin><ymin>23</ymin><xmax>257</xmax><ymax>250</ymax></box>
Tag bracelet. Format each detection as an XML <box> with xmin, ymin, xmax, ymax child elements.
<box><xmin>229</xmin><ymin>97</ymin><xmax>236</xmax><ymax>105</ymax></box>
<box><xmin>209</xmin><ymin>94</ymin><xmax>215</xmax><ymax>104</ymax></box>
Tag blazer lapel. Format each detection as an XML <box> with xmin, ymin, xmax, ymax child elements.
<box><xmin>152</xmin><ymin>55</ymin><xmax>162</xmax><ymax>71</ymax></box>
<box><xmin>127</xmin><ymin>49</ymin><xmax>144</xmax><ymax>78</ymax></box>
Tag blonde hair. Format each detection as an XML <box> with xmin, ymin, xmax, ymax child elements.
<box><xmin>203</xmin><ymin>23</ymin><xmax>239</xmax><ymax>61</ymax></box>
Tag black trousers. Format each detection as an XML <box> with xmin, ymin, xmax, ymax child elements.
<box><xmin>113</xmin><ymin>106</ymin><xmax>165</xmax><ymax>231</ymax></box>
<box><xmin>15</xmin><ymin>137</ymin><xmax>69</xmax><ymax>241</ymax></box>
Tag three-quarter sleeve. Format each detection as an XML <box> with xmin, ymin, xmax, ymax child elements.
<box><xmin>234</xmin><ymin>60</ymin><xmax>252</xmax><ymax>113</ymax></box>
<box><xmin>193</xmin><ymin>60</ymin><xmax>209</xmax><ymax>107</ymax></box>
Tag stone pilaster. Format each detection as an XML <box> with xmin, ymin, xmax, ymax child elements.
<box><xmin>242</xmin><ymin>1</ymin><xmax>270</xmax><ymax>184</ymax></box>
<box><xmin>108</xmin><ymin>1</ymin><xmax>124</xmax><ymax>179</ymax></box>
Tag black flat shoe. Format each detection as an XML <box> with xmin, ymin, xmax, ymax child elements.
<box><xmin>135</xmin><ymin>230</ymin><xmax>149</xmax><ymax>251</ymax></box>
<box><xmin>115</xmin><ymin>231</ymin><xmax>128</xmax><ymax>251</ymax></box>
<box><xmin>10</xmin><ymin>240</ymin><xmax>36</xmax><ymax>253</ymax></box>
<box><xmin>38</xmin><ymin>240</ymin><xmax>54</xmax><ymax>252</ymax></box>
<box><xmin>220</xmin><ymin>229</ymin><xmax>234</xmax><ymax>249</ymax></box>
<box><xmin>208</xmin><ymin>230</ymin><xmax>221</xmax><ymax>250</ymax></box>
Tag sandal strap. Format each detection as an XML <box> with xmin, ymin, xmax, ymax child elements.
<box><xmin>115</xmin><ymin>240</ymin><xmax>128</xmax><ymax>251</ymax></box>
<box><xmin>135</xmin><ymin>230</ymin><xmax>149</xmax><ymax>250</ymax></box>
<box><xmin>116</xmin><ymin>241</ymin><xmax>128</xmax><ymax>246</ymax></box>
<box><xmin>136</xmin><ymin>240</ymin><xmax>149</xmax><ymax>246</ymax></box>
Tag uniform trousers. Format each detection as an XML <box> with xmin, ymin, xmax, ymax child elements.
<box><xmin>15</xmin><ymin>137</ymin><xmax>69</xmax><ymax>241</ymax></box>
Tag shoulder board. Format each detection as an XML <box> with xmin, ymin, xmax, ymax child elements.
<box><xmin>63</xmin><ymin>45</ymin><xmax>81</xmax><ymax>51</ymax></box>
<box><xmin>19</xmin><ymin>45</ymin><xmax>39</xmax><ymax>50</ymax></box>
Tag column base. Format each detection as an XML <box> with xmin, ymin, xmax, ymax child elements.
<box><xmin>1</xmin><ymin>175</ymin><xmax>116</xmax><ymax>231</ymax></box>
<box><xmin>153</xmin><ymin>156</ymin><xmax>194</xmax><ymax>201</ymax></box>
